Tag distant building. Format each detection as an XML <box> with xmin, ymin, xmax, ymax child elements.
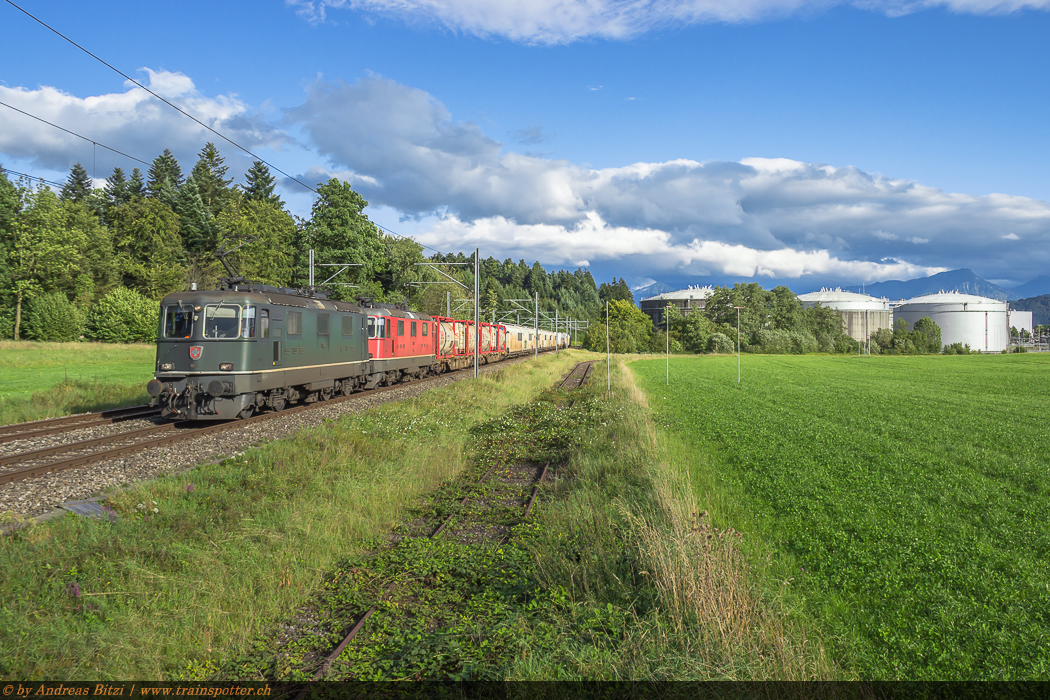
<box><xmin>639</xmin><ymin>286</ymin><xmax>714</xmax><ymax>329</ymax></box>
<box><xmin>1009</xmin><ymin>310</ymin><xmax>1033</xmax><ymax>335</ymax></box>
<box><xmin>797</xmin><ymin>289</ymin><xmax>892</xmax><ymax>342</ymax></box>
<box><xmin>895</xmin><ymin>292</ymin><xmax>1008</xmax><ymax>352</ymax></box>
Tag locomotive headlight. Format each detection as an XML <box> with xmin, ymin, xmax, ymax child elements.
<box><xmin>160</xmin><ymin>362</ymin><xmax>174</xmax><ymax>371</ymax></box>
<box><xmin>219</xmin><ymin>363</ymin><xmax>234</xmax><ymax>371</ymax></box>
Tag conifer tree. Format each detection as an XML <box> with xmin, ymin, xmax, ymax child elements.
<box><xmin>147</xmin><ymin>149</ymin><xmax>183</xmax><ymax>197</ymax></box>
<box><xmin>243</xmin><ymin>160</ymin><xmax>282</xmax><ymax>208</ymax></box>
<box><xmin>189</xmin><ymin>143</ymin><xmax>233</xmax><ymax>218</ymax></box>
<box><xmin>104</xmin><ymin>167</ymin><xmax>130</xmax><ymax>210</ymax></box>
<box><xmin>176</xmin><ymin>177</ymin><xmax>217</xmax><ymax>258</ymax></box>
<box><xmin>127</xmin><ymin>168</ymin><xmax>146</xmax><ymax>199</ymax></box>
<box><xmin>60</xmin><ymin>162</ymin><xmax>92</xmax><ymax>203</ymax></box>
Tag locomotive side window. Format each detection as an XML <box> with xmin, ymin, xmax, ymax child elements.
<box><xmin>287</xmin><ymin>311</ymin><xmax>302</xmax><ymax>336</ymax></box>
<box><xmin>164</xmin><ymin>307</ymin><xmax>194</xmax><ymax>338</ymax></box>
<box><xmin>242</xmin><ymin>306</ymin><xmax>257</xmax><ymax>338</ymax></box>
<box><xmin>203</xmin><ymin>305</ymin><xmax>241</xmax><ymax>339</ymax></box>
<box><xmin>410</xmin><ymin>321</ymin><xmax>417</xmax><ymax>337</ymax></box>
<box><xmin>342</xmin><ymin>315</ymin><xmax>354</xmax><ymax>336</ymax></box>
<box><xmin>317</xmin><ymin>313</ymin><xmax>330</xmax><ymax>336</ymax></box>
<box><xmin>398</xmin><ymin>320</ymin><xmax>405</xmax><ymax>336</ymax></box>
<box><xmin>261</xmin><ymin>310</ymin><xmax>270</xmax><ymax>338</ymax></box>
<box><xmin>422</xmin><ymin>323</ymin><xmax>428</xmax><ymax>337</ymax></box>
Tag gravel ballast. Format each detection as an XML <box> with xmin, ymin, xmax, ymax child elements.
<box><xmin>0</xmin><ymin>356</ymin><xmax>538</xmax><ymax>520</ymax></box>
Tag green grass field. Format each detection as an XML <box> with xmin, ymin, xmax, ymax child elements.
<box><xmin>0</xmin><ymin>341</ymin><xmax>155</xmax><ymax>400</ymax></box>
<box><xmin>632</xmin><ymin>353</ymin><xmax>1050</xmax><ymax>680</ymax></box>
<box><xmin>0</xmin><ymin>341</ymin><xmax>155</xmax><ymax>424</ymax></box>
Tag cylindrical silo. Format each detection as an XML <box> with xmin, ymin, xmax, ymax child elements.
<box><xmin>797</xmin><ymin>289</ymin><xmax>892</xmax><ymax>342</ymax></box>
<box><xmin>893</xmin><ymin>292</ymin><xmax>1008</xmax><ymax>352</ymax></box>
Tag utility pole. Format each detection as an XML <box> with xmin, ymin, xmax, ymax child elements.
<box><xmin>555</xmin><ymin>309</ymin><xmax>559</xmax><ymax>353</ymax></box>
<box><xmin>308</xmin><ymin>249</ymin><xmax>315</xmax><ymax>287</ymax></box>
<box><xmin>734</xmin><ymin>306</ymin><xmax>744</xmax><ymax>384</ymax></box>
<box><xmin>446</xmin><ymin>291</ymin><xmax>450</xmax><ymax>318</ymax></box>
<box><xmin>474</xmin><ymin>248</ymin><xmax>479</xmax><ymax>379</ymax></box>
<box><xmin>606</xmin><ymin>300</ymin><xmax>610</xmax><ymax>392</ymax></box>
<box><xmin>666</xmin><ymin>304</ymin><xmax>670</xmax><ymax>386</ymax></box>
<box><xmin>534</xmin><ymin>292</ymin><xmax>539</xmax><ymax>359</ymax></box>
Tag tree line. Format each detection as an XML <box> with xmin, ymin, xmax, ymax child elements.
<box><xmin>0</xmin><ymin>145</ymin><xmax>616</xmax><ymax>343</ymax></box>
<box><xmin>582</xmin><ymin>282</ymin><xmax>946</xmax><ymax>355</ymax></box>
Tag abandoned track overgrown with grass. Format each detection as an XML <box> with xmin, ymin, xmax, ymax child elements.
<box><xmin>632</xmin><ymin>353</ymin><xmax>1050</xmax><ymax>680</ymax></box>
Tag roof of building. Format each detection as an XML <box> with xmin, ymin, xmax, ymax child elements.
<box><xmin>640</xmin><ymin>286</ymin><xmax>714</xmax><ymax>302</ymax></box>
<box><xmin>899</xmin><ymin>291</ymin><xmax>1007</xmax><ymax>307</ymax></box>
<box><xmin>797</xmin><ymin>288</ymin><xmax>888</xmax><ymax>303</ymax></box>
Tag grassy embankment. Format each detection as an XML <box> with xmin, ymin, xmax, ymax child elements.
<box><xmin>632</xmin><ymin>353</ymin><xmax>1050</xmax><ymax>680</ymax></box>
<box><xmin>0</xmin><ymin>341</ymin><xmax>155</xmax><ymax>425</ymax></box>
<box><xmin>1</xmin><ymin>350</ymin><xmax>833</xmax><ymax>681</ymax></box>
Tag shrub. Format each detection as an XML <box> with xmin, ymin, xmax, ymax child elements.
<box><xmin>708</xmin><ymin>332</ymin><xmax>734</xmax><ymax>354</ymax></box>
<box><xmin>755</xmin><ymin>329</ymin><xmax>791</xmax><ymax>354</ymax></box>
<box><xmin>85</xmin><ymin>287</ymin><xmax>159</xmax><ymax>343</ymax></box>
<box><xmin>0</xmin><ymin>307</ymin><xmax>13</xmax><ymax>340</ymax></box>
<box><xmin>24</xmin><ymin>293</ymin><xmax>82</xmax><ymax>342</ymax></box>
<box><xmin>835</xmin><ymin>334</ymin><xmax>859</xmax><ymax>354</ymax></box>
<box><xmin>816</xmin><ymin>332</ymin><xmax>836</xmax><ymax>354</ymax></box>
<box><xmin>788</xmin><ymin>330</ymin><xmax>818</xmax><ymax>355</ymax></box>
<box><xmin>943</xmin><ymin>342</ymin><xmax>972</xmax><ymax>355</ymax></box>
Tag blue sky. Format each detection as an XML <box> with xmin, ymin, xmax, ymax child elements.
<box><xmin>2</xmin><ymin>0</ymin><xmax>1049</xmax><ymax>292</ymax></box>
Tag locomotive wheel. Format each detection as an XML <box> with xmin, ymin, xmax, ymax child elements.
<box><xmin>270</xmin><ymin>396</ymin><xmax>286</xmax><ymax>412</ymax></box>
<box><xmin>320</xmin><ymin>387</ymin><xmax>333</xmax><ymax>401</ymax></box>
<box><xmin>238</xmin><ymin>405</ymin><xmax>255</xmax><ymax>419</ymax></box>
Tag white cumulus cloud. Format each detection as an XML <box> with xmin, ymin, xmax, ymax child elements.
<box><xmin>287</xmin><ymin>75</ymin><xmax>1050</xmax><ymax>282</ymax></box>
<box><xmin>0</xmin><ymin>69</ymin><xmax>290</xmax><ymax>174</ymax></box>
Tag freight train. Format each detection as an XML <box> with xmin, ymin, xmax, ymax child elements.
<box><xmin>146</xmin><ymin>281</ymin><xmax>569</xmax><ymax>420</ymax></box>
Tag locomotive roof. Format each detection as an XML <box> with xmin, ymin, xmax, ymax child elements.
<box><xmin>160</xmin><ymin>288</ymin><xmax>366</xmax><ymax>314</ymax></box>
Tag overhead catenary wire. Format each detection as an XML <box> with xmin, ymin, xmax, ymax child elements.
<box><xmin>2</xmin><ymin>0</ymin><xmax>447</xmax><ymax>257</ymax></box>
<box><xmin>0</xmin><ymin>100</ymin><xmax>151</xmax><ymax>167</ymax></box>
<box><xmin>0</xmin><ymin>166</ymin><xmax>64</xmax><ymax>189</ymax></box>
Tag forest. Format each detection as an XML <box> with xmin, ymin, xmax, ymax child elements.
<box><xmin>0</xmin><ymin>144</ymin><xmax>626</xmax><ymax>343</ymax></box>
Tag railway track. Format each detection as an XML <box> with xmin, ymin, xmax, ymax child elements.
<box><xmin>296</xmin><ymin>361</ymin><xmax>590</xmax><ymax>682</ymax></box>
<box><xmin>0</xmin><ymin>359</ymin><xmax>538</xmax><ymax>488</ymax></box>
<box><xmin>559</xmin><ymin>360</ymin><xmax>594</xmax><ymax>390</ymax></box>
<box><xmin>0</xmin><ymin>405</ymin><xmax>160</xmax><ymax>445</ymax></box>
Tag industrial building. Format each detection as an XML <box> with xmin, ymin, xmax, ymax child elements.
<box><xmin>1008</xmin><ymin>310</ymin><xmax>1034</xmax><ymax>335</ymax></box>
<box><xmin>797</xmin><ymin>289</ymin><xmax>892</xmax><ymax>343</ymax></box>
<box><xmin>639</xmin><ymin>286</ymin><xmax>713</xmax><ymax>329</ymax></box>
<box><xmin>894</xmin><ymin>292</ymin><xmax>1008</xmax><ymax>352</ymax></box>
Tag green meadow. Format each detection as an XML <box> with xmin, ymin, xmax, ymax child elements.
<box><xmin>632</xmin><ymin>353</ymin><xmax>1050</xmax><ymax>680</ymax></box>
<box><xmin>0</xmin><ymin>341</ymin><xmax>155</xmax><ymax>424</ymax></box>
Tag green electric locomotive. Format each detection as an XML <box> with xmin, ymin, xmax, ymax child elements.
<box><xmin>146</xmin><ymin>282</ymin><xmax>373</xmax><ymax>420</ymax></box>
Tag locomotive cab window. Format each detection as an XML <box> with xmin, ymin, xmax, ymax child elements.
<box><xmin>386</xmin><ymin>320</ymin><xmax>392</xmax><ymax>338</ymax></box>
<box><xmin>164</xmin><ymin>307</ymin><xmax>194</xmax><ymax>339</ymax></box>
<box><xmin>342</xmin><ymin>315</ymin><xmax>354</xmax><ymax>336</ymax></box>
<box><xmin>287</xmin><ymin>311</ymin><xmax>302</xmax><ymax>336</ymax></box>
<box><xmin>203</xmin><ymin>305</ymin><xmax>241</xmax><ymax>339</ymax></box>
<box><xmin>260</xmin><ymin>309</ymin><xmax>270</xmax><ymax>338</ymax></box>
<box><xmin>367</xmin><ymin>317</ymin><xmax>378</xmax><ymax>338</ymax></box>
<box><xmin>317</xmin><ymin>313</ymin><xmax>329</xmax><ymax>336</ymax></box>
<box><xmin>241</xmin><ymin>306</ymin><xmax>257</xmax><ymax>338</ymax></box>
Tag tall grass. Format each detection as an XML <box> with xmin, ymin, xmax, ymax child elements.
<box><xmin>507</xmin><ymin>357</ymin><xmax>835</xmax><ymax>680</ymax></box>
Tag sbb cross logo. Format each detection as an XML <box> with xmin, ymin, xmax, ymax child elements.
<box><xmin>189</xmin><ymin>346</ymin><xmax>203</xmax><ymax>360</ymax></box>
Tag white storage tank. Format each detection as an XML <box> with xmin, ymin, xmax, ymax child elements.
<box><xmin>797</xmin><ymin>289</ymin><xmax>892</xmax><ymax>342</ymax></box>
<box><xmin>894</xmin><ymin>292</ymin><xmax>1008</xmax><ymax>352</ymax></box>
